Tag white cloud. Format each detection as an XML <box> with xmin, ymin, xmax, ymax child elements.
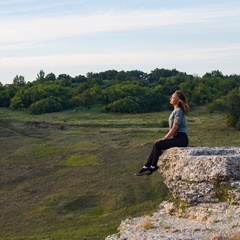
<box><xmin>1</xmin><ymin>6</ymin><xmax>239</xmax><ymax>46</ymax></box>
<box><xmin>1</xmin><ymin>2</ymin><xmax>240</xmax><ymax>83</ymax></box>
<box><xmin>1</xmin><ymin>43</ymin><xmax>240</xmax><ymax>69</ymax></box>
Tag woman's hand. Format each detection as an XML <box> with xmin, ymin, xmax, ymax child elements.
<box><xmin>156</xmin><ymin>124</ymin><xmax>179</xmax><ymax>142</ymax></box>
<box><xmin>155</xmin><ymin>138</ymin><xmax>166</xmax><ymax>143</ymax></box>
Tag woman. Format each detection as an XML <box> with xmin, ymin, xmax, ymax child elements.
<box><xmin>135</xmin><ymin>90</ymin><xmax>189</xmax><ymax>176</ymax></box>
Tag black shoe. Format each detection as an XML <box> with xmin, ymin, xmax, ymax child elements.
<box><xmin>147</xmin><ymin>166</ymin><xmax>159</xmax><ymax>175</ymax></box>
<box><xmin>135</xmin><ymin>167</ymin><xmax>151</xmax><ymax>176</ymax></box>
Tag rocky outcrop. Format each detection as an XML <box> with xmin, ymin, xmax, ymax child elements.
<box><xmin>106</xmin><ymin>202</ymin><xmax>240</xmax><ymax>240</ymax></box>
<box><xmin>158</xmin><ymin>147</ymin><xmax>240</xmax><ymax>205</ymax></box>
<box><xmin>106</xmin><ymin>147</ymin><xmax>240</xmax><ymax>240</ymax></box>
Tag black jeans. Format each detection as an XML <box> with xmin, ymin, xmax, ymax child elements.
<box><xmin>144</xmin><ymin>132</ymin><xmax>188</xmax><ymax>167</ymax></box>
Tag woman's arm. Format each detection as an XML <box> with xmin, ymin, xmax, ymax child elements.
<box><xmin>156</xmin><ymin>123</ymin><xmax>179</xmax><ymax>142</ymax></box>
<box><xmin>164</xmin><ymin>123</ymin><xmax>179</xmax><ymax>139</ymax></box>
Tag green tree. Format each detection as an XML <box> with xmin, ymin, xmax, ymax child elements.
<box><xmin>29</xmin><ymin>97</ymin><xmax>62</xmax><ymax>114</ymax></box>
<box><xmin>225</xmin><ymin>88</ymin><xmax>240</xmax><ymax>129</ymax></box>
<box><xmin>101</xmin><ymin>83</ymin><xmax>166</xmax><ymax>113</ymax></box>
<box><xmin>149</xmin><ymin>68</ymin><xmax>179</xmax><ymax>83</ymax></box>
<box><xmin>10</xmin><ymin>83</ymin><xmax>74</xmax><ymax>112</ymax></box>
<box><xmin>4</xmin><ymin>67</ymin><xmax>240</xmax><ymax>116</ymax></box>
<box><xmin>10</xmin><ymin>95</ymin><xmax>24</xmax><ymax>109</ymax></box>
<box><xmin>72</xmin><ymin>75</ymin><xmax>87</xmax><ymax>84</ymax></box>
<box><xmin>207</xmin><ymin>99</ymin><xmax>225</xmax><ymax>113</ymax></box>
<box><xmin>45</xmin><ymin>73</ymin><xmax>56</xmax><ymax>81</ymax></box>
<box><xmin>36</xmin><ymin>70</ymin><xmax>45</xmax><ymax>82</ymax></box>
<box><xmin>13</xmin><ymin>75</ymin><xmax>26</xmax><ymax>86</ymax></box>
<box><xmin>207</xmin><ymin>88</ymin><xmax>240</xmax><ymax>130</ymax></box>
<box><xmin>203</xmin><ymin>70</ymin><xmax>223</xmax><ymax>78</ymax></box>
<box><xmin>71</xmin><ymin>89</ymin><xmax>94</xmax><ymax>109</ymax></box>
<box><xmin>191</xmin><ymin>82</ymin><xmax>213</xmax><ymax>105</ymax></box>
<box><xmin>105</xmin><ymin>97</ymin><xmax>140</xmax><ymax>113</ymax></box>
<box><xmin>0</xmin><ymin>85</ymin><xmax>17</xmax><ymax>107</ymax></box>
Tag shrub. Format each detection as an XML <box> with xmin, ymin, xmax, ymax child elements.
<box><xmin>106</xmin><ymin>97</ymin><xmax>141</xmax><ymax>113</ymax></box>
<box><xmin>29</xmin><ymin>97</ymin><xmax>62</xmax><ymax>114</ymax></box>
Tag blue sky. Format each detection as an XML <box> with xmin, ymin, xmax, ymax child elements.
<box><xmin>1</xmin><ymin>0</ymin><xmax>240</xmax><ymax>84</ymax></box>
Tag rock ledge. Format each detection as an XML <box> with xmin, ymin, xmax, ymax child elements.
<box><xmin>106</xmin><ymin>147</ymin><xmax>240</xmax><ymax>240</ymax></box>
<box><xmin>158</xmin><ymin>147</ymin><xmax>240</xmax><ymax>204</ymax></box>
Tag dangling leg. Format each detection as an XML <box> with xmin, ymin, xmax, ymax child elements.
<box><xmin>135</xmin><ymin>142</ymin><xmax>162</xmax><ymax>176</ymax></box>
<box><xmin>135</xmin><ymin>135</ymin><xmax>189</xmax><ymax>176</ymax></box>
<box><xmin>149</xmin><ymin>141</ymin><xmax>163</xmax><ymax>167</ymax></box>
<box><xmin>146</xmin><ymin>141</ymin><xmax>163</xmax><ymax>174</ymax></box>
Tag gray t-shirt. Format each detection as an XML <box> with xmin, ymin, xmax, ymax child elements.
<box><xmin>168</xmin><ymin>108</ymin><xmax>187</xmax><ymax>132</ymax></box>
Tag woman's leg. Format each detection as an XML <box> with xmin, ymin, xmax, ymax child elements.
<box><xmin>144</xmin><ymin>143</ymin><xmax>162</xmax><ymax>167</ymax></box>
<box><xmin>136</xmin><ymin>139</ymin><xmax>175</xmax><ymax>176</ymax></box>
<box><xmin>145</xmin><ymin>133</ymin><xmax>188</xmax><ymax>167</ymax></box>
<box><xmin>136</xmin><ymin>133</ymin><xmax>188</xmax><ymax>176</ymax></box>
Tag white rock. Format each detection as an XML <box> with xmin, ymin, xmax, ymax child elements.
<box><xmin>106</xmin><ymin>147</ymin><xmax>240</xmax><ymax>240</ymax></box>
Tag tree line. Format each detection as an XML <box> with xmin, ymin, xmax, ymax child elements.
<box><xmin>0</xmin><ymin>68</ymin><xmax>239</xmax><ymax>129</ymax></box>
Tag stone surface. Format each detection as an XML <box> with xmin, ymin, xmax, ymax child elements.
<box><xmin>106</xmin><ymin>147</ymin><xmax>240</xmax><ymax>240</ymax></box>
<box><xmin>157</xmin><ymin>147</ymin><xmax>240</xmax><ymax>204</ymax></box>
<box><xmin>106</xmin><ymin>201</ymin><xmax>240</xmax><ymax>240</ymax></box>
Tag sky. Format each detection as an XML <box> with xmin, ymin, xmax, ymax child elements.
<box><xmin>1</xmin><ymin>0</ymin><xmax>240</xmax><ymax>85</ymax></box>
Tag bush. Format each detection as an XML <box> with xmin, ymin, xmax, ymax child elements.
<box><xmin>224</xmin><ymin>89</ymin><xmax>240</xmax><ymax>129</ymax></box>
<box><xmin>105</xmin><ymin>97</ymin><xmax>140</xmax><ymax>113</ymax></box>
<box><xmin>207</xmin><ymin>99</ymin><xmax>226</xmax><ymax>113</ymax></box>
<box><xmin>29</xmin><ymin>97</ymin><xmax>62</xmax><ymax>114</ymax></box>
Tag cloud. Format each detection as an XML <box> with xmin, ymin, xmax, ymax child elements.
<box><xmin>1</xmin><ymin>43</ymin><xmax>240</xmax><ymax>70</ymax></box>
<box><xmin>1</xmin><ymin>2</ymin><xmax>240</xmax><ymax>83</ymax></box>
<box><xmin>0</xmin><ymin>0</ymin><xmax>89</xmax><ymax>17</ymax></box>
<box><xmin>1</xmin><ymin>5</ymin><xmax>239</xmax><ymax>46</ymax></box>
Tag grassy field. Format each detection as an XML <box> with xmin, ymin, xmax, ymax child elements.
<box><xmin>0</xmin><ymin>106</ymin><xmax>239</xmax><ymax>240</ymax></box>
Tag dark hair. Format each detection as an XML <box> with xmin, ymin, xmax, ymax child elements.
<box><xmin>175</xmin><ymin>90</ymin><xmax>189</xmax><ymax>115</ymax></box>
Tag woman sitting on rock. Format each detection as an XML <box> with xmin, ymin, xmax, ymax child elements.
<box><xmin>135</xmin><ymin>90</ymin><xmax>189</xmax><ymax>176</ymax></box>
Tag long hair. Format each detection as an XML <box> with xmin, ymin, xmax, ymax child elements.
<box><xmin>175</xmin><ymin>90</ymin><xmax>189</xmax><ymax>115</ymax></box>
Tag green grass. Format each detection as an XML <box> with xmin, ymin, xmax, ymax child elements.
<box><xmin>61</xmin><ymin>154</ymin><xmax>99</xmax><ymax>167</ymax></box>
<box><xmin>0</xmin><ymin>106</ymin><xmax>239</xmax><ymax>240</ymax></box>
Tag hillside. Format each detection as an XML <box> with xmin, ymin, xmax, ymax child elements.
<box><xmin>0</xmin><ymin>107</ymin><xmax>239</xmax><ymax>239</ymax></box>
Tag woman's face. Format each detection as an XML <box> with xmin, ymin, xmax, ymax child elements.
<box><xmin>170</xmin><ymin>93</ymin><xmax>179</xmax><ymax>106</ymax></box>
